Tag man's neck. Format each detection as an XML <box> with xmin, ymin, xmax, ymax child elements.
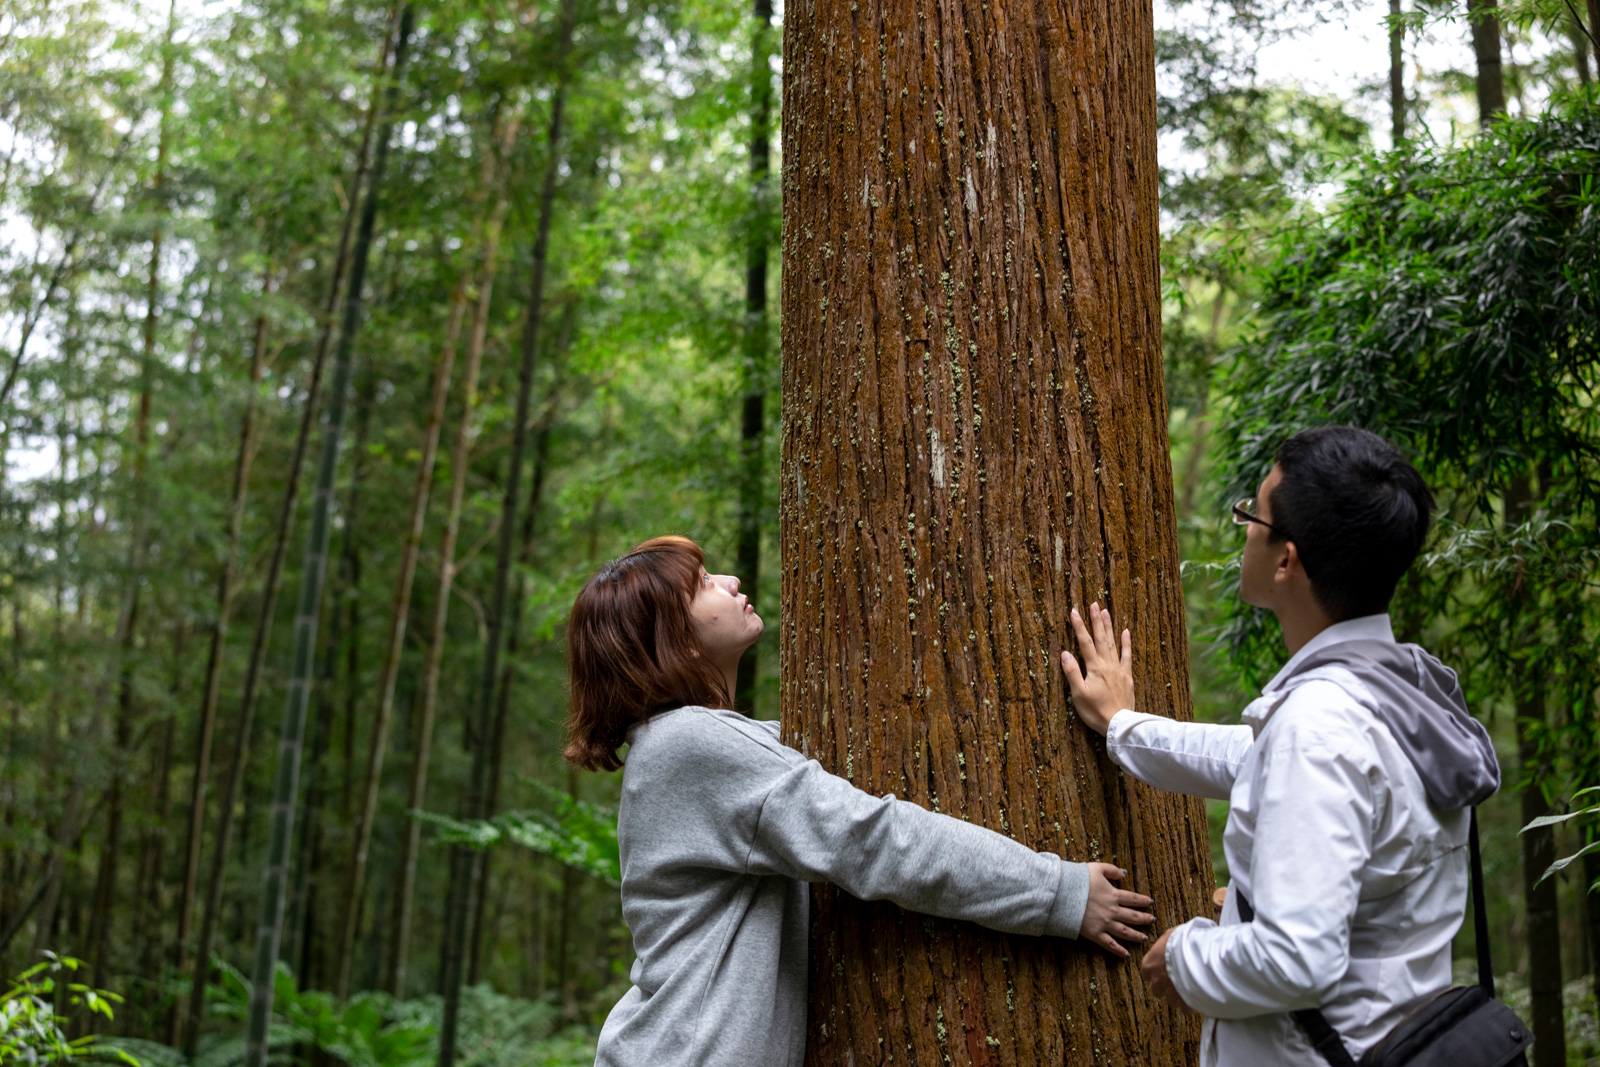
<box><xmin>1276</xmin><ymin>606</ymin><xmax>1337</xmax><ymax>657</ymax></box>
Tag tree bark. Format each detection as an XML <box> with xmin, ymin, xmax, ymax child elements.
<box><xmin>1390</xmin><ymin>0</ymin><xmax>1406</xmax><ymax>142</ymax></box>
<box><xmin>779</xmin><ymin>0</ymin><xmax>1215</xmax><ymax>1058</ymax></box>
<box><xmin>387</xmin><ymin>103</ymin><xmax>523</xmax><ymax>999</ymax></box>
<box><xmin>1506</xmin><ymin>475</ymin><xmax>1565</xmax><ymax>1067</ymax></box>
<box><xmin>1469</xmin><ymin>0</ymin><xmax>1506</xmax><ymax>122</ymax></box>
<box><xmin>181</xmin><ymin>13</ymin><xmax>399</xmax><ymax>1053</ymax></box>
<box><xmin>437</xmin><ymin>10</ymin><xmax>575</xmax><ymax>1061</ymax></box>
<box><xmin>734</xmin><ymin>0</ymin><xmax>776</xmax><ymax>712</ymax></box>
<box><xmin>242</xmin><ymin>10</ymin><xmax>414</xmax><ymax>1065</ymax></box>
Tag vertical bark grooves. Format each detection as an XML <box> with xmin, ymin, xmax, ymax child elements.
<box><xmin>780</xmin><ymin>0</ymin><xmax>1213</xmax><ymax>1059</ymax></box>
<box><xmin>735</xmin><ymin>0</ymin><xmax>775</xmax><ymax>711</ymax></box>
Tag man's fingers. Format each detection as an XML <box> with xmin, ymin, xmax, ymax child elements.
<box><xmin>1069</xmin><ymin>608</ymin><xmax>1098</xmax><ymax>667</ymax></box>
<box><xmin>1116</xmin><ymin>908</ymin><xmax>1156</xmax><ymax>926</ymax></box>
<box><xmin>1060</xmin><ymin>650</ymin><xmax>1086</xmax><ymax>691</ymax></box>
<box><xmin>1109</xmin><ymin>922</ymin><xmax>1148</xmax><ymax>943</ymax></box>
<box><xmin>1117</xmin><ymin>890</ymin><xmax>1153</xmax><ymax>908</ymax></box>
<box><xmin>1121</xmin><ymin>627</ymin><xmax>1132</xmax><ymax>670</ymax></box>
<box><xmin>1095</xmin><ymin>605</ymin><xmax>1114</xmax><ymax>649</ymax></box>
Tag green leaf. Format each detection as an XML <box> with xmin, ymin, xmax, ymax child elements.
<box><xmin>1520</xmin><ymin>804</ymin><xmax>1600</xmax><ymax>833</ymax></box>
<box><xmin>1536</xmin><ymin>839</ymin><xmax>1600</xmax><ymax>887</ymax></box>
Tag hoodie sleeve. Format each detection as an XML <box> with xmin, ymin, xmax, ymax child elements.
<box><xmin>1165</xmin><ymin>685</ymin><xmax>1378</xmax><ymax>1016</ymax></box>
<box><xmin>744</xmin><ymin>759</ymin><xmax>1090</xmax><ymax>939</ymax></box>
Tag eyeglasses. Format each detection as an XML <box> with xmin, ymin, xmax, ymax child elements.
<box><xmin>1231</xmin><ymin>497</ymin><xmax>1288</xmax><ymax>538</ymax></box>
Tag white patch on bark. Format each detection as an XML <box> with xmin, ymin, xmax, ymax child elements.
<box><xmin>795</xmin><ymin>466</ymin><xmax>805</xmax><ymax>510</ymax></box>
<box><xmin>909</xmin><ymin>138</ymin><xmax>916</xmax><ymax>155</ymax></box>
<box><xmin>964</xmin><ymin>166</ymin><xmax>978</xmax><ymax>215</ymax></box>
<box><xmin>863</xmin><ymin>174</ymin><xmax>870</xmax><ymax>208</ymax></box>
<box><xmin>986</xmin><ymin>121</ymin><xmax>998</xmax><ymax>171</ymax></box>
<box><xmin>1055</xmin><ymin>533</ymin><xmax>1065</xmax><ymax>573</ymax></box>
<box><xmin>931</xmin><ymin>428</ymin><xmax>947</xmax><ymax>488</ymax></box>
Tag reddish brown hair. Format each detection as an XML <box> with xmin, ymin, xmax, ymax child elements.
<box><xmin>565</xmin><ymin>536</ymin><xmax>732</xmax><ymax>771</ymax></box>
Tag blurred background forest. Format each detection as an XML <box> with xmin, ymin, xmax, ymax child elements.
<box><xmin>0</xmin><ymin>0</ymin><xmax>1597</xmax><ymax>1062</ymax></box>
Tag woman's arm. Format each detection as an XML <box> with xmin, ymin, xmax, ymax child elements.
<box><xmin>743</xmin><ymin>760</ymin><xmax>1153</xmax><ymax>952</ymax></box>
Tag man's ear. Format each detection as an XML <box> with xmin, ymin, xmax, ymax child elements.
<box><xmin>1276</xmin><ymin>541</ymin><xmax>1310</xmax><ymax>583</ymax></box>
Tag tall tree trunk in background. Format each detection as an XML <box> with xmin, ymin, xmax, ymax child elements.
<box><xmin>469</xmin><ymin>415</ymin><xmax>558</xmax><ymax>985</ymax></box>
<box><xmin>242</xmin><ymin>11</ymin><xmax>414</xmax><ymax>1067</ymax></box>
<box><xmin>1390</xmin><ymin>0</ymin><xmax>1407</xmax><ymax>142</ymax></box>
<box><xmin>779</xmin><ymin>0</ymin><xmax>1214</xmax><ymax>1058</ymax></box>
<box><xmin>1469</xmin><ymin>0</ymin><xmax>1506</xmax><ymax>121</ymax></box>
<box><xmin>1571</xmin><ymin>12</ymin><xmax>1593</xmax><ymax>83</ymax></box>
<box><xmin>337</xmin><ymin>371</ymin><xmax>376</xmax><ymax>824</ymax></box>
<box><xmin>734</xmin><ymin>0</ymin><xmax>775</xmax><ymax>712</ymax></box>
<box><xmin>1506</xmin><ymin>476</ymin><xmax>1565</xmax><ymax>1067</ymax></box>
<box><xmin>388</xmin><ymin>109</ymin><xmax>521</xmax><ymax>997</ymax></box>
<box><xmin>169</xmin><ymin>279</ymin><xmax>271</xmax><ymax>1045</ymax></box>
<box><xmin>438</xmin><ymin>11</ymin><xmax>574</xmax><ymax>1061</ymax></box>
<box><xmin>181</xmin><ymin>14</ymin><xmax>398</xmax><ymax>1053</ymax></box>
<box><xmin>137</xmin><ymin>626</ymin><xmax>185</xmax><ymax>980</ymax></box>
<box><xmin>89</xmin><ymin>3</ymin><xmax>175</xmax><ymax>985</ymax></box>
<box><xmin>335</xmin><ymin>178</ymin><xmax>481</xmax><ymax>1005</ymax></box>
<box><xmin>1588</xmin><ymin>0</ymin><xmax>1600</xmax><ymax>70</ymax></box>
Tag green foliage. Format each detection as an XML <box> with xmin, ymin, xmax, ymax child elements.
<box><xmin>1522</xmin><ymin>785</ymin><xmax>1600</xmax><ymax>890</ymax></box>
<box><xmin>101</xmin><ymin>966</ymin><xmax>597</xmax><ymax>1067</ymax></box>
<box><xmin>416</xmin><ymin>781</ymin><xmax>621</xmax><ymax>887</ymax></box>
<box><xmin>1</xmin><ymin>954</ymin><xmax>135</xmax><ymax>1067</ymax></box>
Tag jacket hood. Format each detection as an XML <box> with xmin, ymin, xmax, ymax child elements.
<box><xmin>1283</xmin><ymin>639</ymin><xmax>1501</xmax><ymax>810</ymax></box>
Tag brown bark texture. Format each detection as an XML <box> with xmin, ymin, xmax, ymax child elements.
<box><xmin>779</xmin><ymin>0</ymin><xmax>1215</xmax><ymax>1061</ymax></box>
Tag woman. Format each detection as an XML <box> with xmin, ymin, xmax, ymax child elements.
<box><xmin>566</xmin><ymin>536</ymin><xmax>1153</xmax><ymax>1067</ymax></box>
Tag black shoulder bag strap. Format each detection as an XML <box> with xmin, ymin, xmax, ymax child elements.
<box><xmin>1232</xmin><ymin>807</ymin><xmax>1491</xmax><ymax>1067</ymax></box>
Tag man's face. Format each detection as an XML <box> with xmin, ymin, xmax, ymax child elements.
<box><xmin>1238</xmin><ymin>465</ymin><xmax>1286</xmax><ymax>608</ymax></box>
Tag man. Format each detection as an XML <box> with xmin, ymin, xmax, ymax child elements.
<box><xmin>1062</xmin><ymin>425</ymin><xmax>1502</xmax><ymax>1066</ymax></box>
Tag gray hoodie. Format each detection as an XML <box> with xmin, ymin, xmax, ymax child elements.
<box><xmin>1287</xmin><ymin>639</ymin><xmax>1500</xmax><ymax>810</ymax></box>
<box><xmin>595</xmin><ymin>705</ymin><xmax>1091</xmax><ymax>1067</ymax></box>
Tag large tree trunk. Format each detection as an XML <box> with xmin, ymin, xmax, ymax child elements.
<box><xmin>437</xmin><ymin>11</ymin><xmax>575</xmax><ymax>1061</ymax></box>
<box><xmin>1469</xmin><ymin>0</ymin><xmax>1506</xmax><ymax>121</ymax></box>
<box><xmin>1506</xmin><ymin>476</ymin><xmax>1565</xmax><ymax>1067</ymax></box>
<box><xmin>779</xmin><ymin>0</ymin><xmax>1214</xmax><ymax>1059</ymax></box>
<box><xmin>241</xmin><ymin>10</ymin><xmax>414</xmax><ymax>1063</ymax></box>
<box><xmin>734</xmin><ymin>0</ymin><xmax>776</xmax><ymax>712</ymax></box>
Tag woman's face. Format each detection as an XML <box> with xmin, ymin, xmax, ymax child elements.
<box><xmin>688</xmin><ymin>567</ymin><xmax>764</xmax><ymax>668</ymax></box>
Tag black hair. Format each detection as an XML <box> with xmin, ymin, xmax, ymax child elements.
<box><xmin>1266</xmin><ymin>425</ymin><xmax>1435</xmax><ymax>621</ymax></box>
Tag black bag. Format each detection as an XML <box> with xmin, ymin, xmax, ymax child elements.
<box><xmin>1233</xmin><ymin>809</ymin><xmax>1533</xmax><ymax>1067</ymax></box>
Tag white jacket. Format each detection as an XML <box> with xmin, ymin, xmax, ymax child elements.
<box><xmin>1106</xmin><ymin>615</ymin><xmax>1473</xmax><ymax>1066</ymax></box>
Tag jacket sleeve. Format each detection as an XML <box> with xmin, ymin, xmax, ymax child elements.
<box><xmin>1163</xmin><ymin>695</ymin><xmax>1377</xmax><ymax>1017</ymax></box>
<box><xmin>1105</xmin><ymin>711</ymin><xmax>1254</xmax><ymax>801</ymax></box>
<box><xmin>744</xmin><ymin>759</ymin><xmax>1090</xmax><ymax>939</ymax></box>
